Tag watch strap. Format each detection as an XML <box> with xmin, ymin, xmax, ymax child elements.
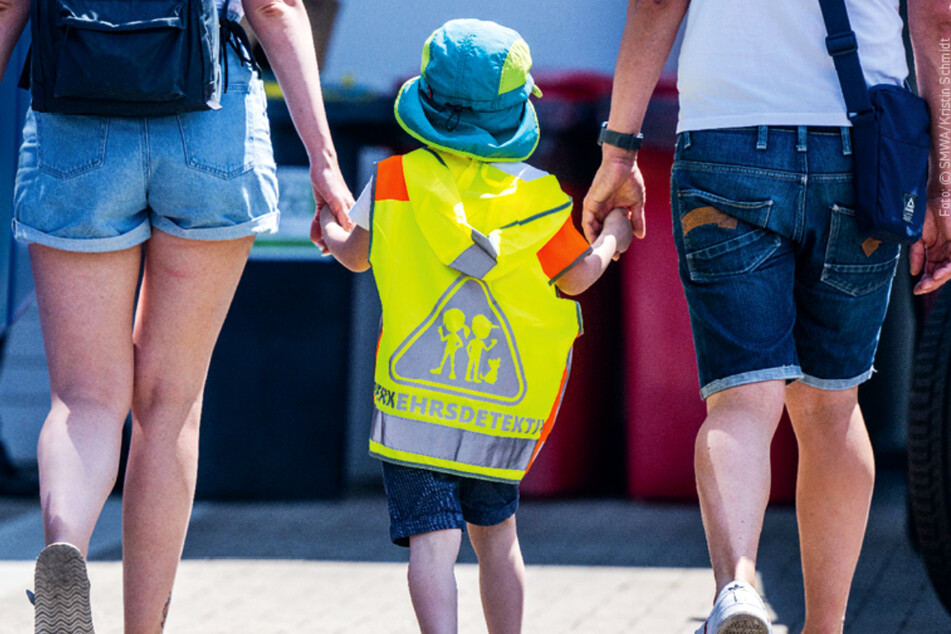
<box><xmin>598</xmin><ymin>122</ymin><xmax>643</xmax><ymax>151</ymax></box>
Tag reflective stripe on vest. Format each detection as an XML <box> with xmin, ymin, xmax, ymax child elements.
<box><xmin>368</xmin><ymin>148</ymin><xmax>582</xmax><ymax>483</ymax></box>
<box><xmin>370</xmin><ymin>410</ymin><xmax>538</xmax><ymax>480</ymax></box>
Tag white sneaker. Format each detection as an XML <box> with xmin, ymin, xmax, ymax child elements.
<box><xmin>695</xmin><ymin>581</ymin><xmax>772</xmax><ymax>634</ymax></box>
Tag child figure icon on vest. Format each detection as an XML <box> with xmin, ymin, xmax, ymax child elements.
<box><xmin>465</xmin><ymin>314</ymin><xmax>498</xmax><ymax>384</ymax></box>
<box><xmin>430</xmin><ymin>309</ymin><xmax>499</xmax><ymax>384</ymax></box>
<box><xmin>318</xmin><ymin>18</ymin><xmax>633</xmax><ymax>634</ymax></box>
<box><xmin>430</xmin><ymin>308</ymin><xmax>469</xmax><ymax>380</ymax></box>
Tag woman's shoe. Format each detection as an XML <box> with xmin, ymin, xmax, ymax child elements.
<box><xmin>32</xmin><ymin>543</ymin><xmax>95</xmax><ymax>634</ymax></box>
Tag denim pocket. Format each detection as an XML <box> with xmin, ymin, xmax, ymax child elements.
<box><xmin>177</xmin><ymin>81</ymin><xmax>254</xmax><ymax>180</ymax></box>
<box><xmin>821</xmin><ymin>204</ymin><xmax>901</xmax><ymax>297</ymax></box>
<box><xmin>35</xmin><ymin>113</ymin><xmax>108</xmax><ymax>179</ymax></box>
<box><xmin>676</xmin><ymin>188</ymin><xmax>781</xmax><ymax>282</ymax></box>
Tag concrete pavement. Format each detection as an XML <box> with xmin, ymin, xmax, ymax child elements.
<box><xmin>0</xmin><ymin>469</ymin><xmax>947</xmax><ymax>633</ymax></box>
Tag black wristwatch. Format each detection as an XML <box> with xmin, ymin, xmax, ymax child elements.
<box><xmin>598</xmin><ymin>122</ymin><xmax>643</xmax><ymax>151</ymax></box>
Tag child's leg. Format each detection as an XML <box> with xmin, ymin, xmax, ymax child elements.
<box><xmin>408</xmin><ymin>528</ymin><xmax>463</xmax><ymax>634</ymax></box>
<box><xmin>468</xmin><ymin>515</ymin><xmax>525</xmax><ymax>634</ymax></box>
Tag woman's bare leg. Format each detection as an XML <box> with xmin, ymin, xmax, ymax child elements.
<box><xmin>31</xmin><ymin>244</ymin><xmax>141</xmax><ymax>555</ymax></box>
<box><xmin>122</xmin><ymin>231</ymin><xmax>253</xmax><ymax>634</ymax></box>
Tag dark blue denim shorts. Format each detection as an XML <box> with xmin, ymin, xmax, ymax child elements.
<box><xmin>380</xmin><ymin>461</ymin><xmax>519</xmax><ymax>547</ymax></box>
<box><xmin>671</xmin><ymin>126</ymin><xmax>900</xmax><ymax>399</ymax></box>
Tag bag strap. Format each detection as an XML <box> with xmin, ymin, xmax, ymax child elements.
<box><xmin>17</xmin><ymin>47</ymin><xmax>30</xmax><ymax>91</ymax></box>
<box><xmin>220</xmin><ymin>13</ymin><xmax>261</xmax><ymax>91</ymax></box>
<box><xmin>816</xmin><ymin>0</ymin><xmax>875</xmax><ymax>125</ymax></box>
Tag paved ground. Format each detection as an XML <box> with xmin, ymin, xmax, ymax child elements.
<box><xmin>0</xmin><ymin>469</ymin><xmax>946</xmax><ymax>633</ymax></box>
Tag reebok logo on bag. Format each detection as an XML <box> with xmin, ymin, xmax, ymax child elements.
<box><xmin>904</xmin><ymin>193</ymin><xmax>918</xmax><ymax>223</ymax></box>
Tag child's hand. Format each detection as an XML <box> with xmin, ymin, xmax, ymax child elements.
<box><xmin>318</xmin><ymin>206</ymin><xmax>371</xmax><ymax>272</ymax></box>
<box><xmin>602</xmin><ymin>208</ymin><xmax>635</xmax><ymax>258</ymax></box>
<box><xmin>319</xmin><ymin>205</ymin><xmax>352</xmax><ymax>242</ymax></box>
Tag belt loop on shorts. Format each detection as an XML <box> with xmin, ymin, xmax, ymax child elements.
<box><xmin>756</xmin><ymin>125</ymin><xmax>768</xmax><ymax>151</ymax></box>
<box><xmin>796</xmin><ymin>126</ymin><xmax>808</xmax><ymax>153</ymax></box>
<box><xmin>840</xmin><ymin>126</ymin><xmax>852</xmax><ymax>156</ymax></box>
<box><xmin>681</xmin><ymin>130</ymin><xmax>692</xmax><ymax>150</ymax></box>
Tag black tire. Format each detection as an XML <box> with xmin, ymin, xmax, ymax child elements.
<box><xmin>909</xmin><ymin>285</ymin><xmax>951</xmax><ymax>615</ymax></box>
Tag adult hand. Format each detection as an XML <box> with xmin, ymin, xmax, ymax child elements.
<box><xmin>910</xmin><ymin>197</ymin><xmax>951</xmax><ymax>294</ymax></box>
<box><xmin>309</xmin><ymin>161</ymin><xmax>355</xmax><ymax>254</ymax></box>
<box><xmin>582</xmin><ymin>147</ymin><xmax>646</xmax><ymax>245</ymax></box>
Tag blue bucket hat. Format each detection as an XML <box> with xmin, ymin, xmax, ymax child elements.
<box><xmin>394</xmin><ymin>19</ymin><xmax>543</xmax><ymax>162</ymax></box>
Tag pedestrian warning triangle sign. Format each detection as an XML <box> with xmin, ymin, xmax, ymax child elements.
<box><xmin>390</xmin><ymin>277</ymin><xmax>526</xmax><ymax>405</ymax></box>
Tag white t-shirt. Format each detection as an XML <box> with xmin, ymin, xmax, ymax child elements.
<box><xmin>676</xmin><ymin>0</ymin><xmax>907</xmax><ymax>132</ymax></box>
<box><xmin>349</xmin><ymin>180</ymin><xmax>374</xmax><ymax>230</ymax></box>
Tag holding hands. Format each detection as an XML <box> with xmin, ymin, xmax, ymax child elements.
<box><xmin>582</xmin><ymin>145</ymin><xmax>646</xmax><ymax>246</ymax></box>
<box><xmin>309</xmin><ymin>157</ymin><xmax>355</xmax><ymax>254</ymax></box>
<box><xmin>601</xmin><ymin>206</ymin><xmax>635</xmax><ymax>259</ymax></box>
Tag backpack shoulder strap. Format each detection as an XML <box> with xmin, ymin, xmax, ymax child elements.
<box><xmin>17</xmin><ymin>47</ymin><xmax>30</xmax><ymax>90</ymax></box>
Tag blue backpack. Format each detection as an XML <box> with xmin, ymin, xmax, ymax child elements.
<box><xmin>25</xmin><ymin>0</ymin><xmax>230</xmax><ymax>116</ymax></box>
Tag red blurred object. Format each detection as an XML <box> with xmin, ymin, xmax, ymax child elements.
<box><xmin>520</xmin><ymin>180</ymin><xmax>624</xmax><ymax>497</ymax></box>
<box><xmin>532</xmin><ymin>70</ymin><xmax>614</xmax><ymax>101</ymax></box>
<box><xmin>519</xmin><ymin>72</ymin><xmax>624</xmax><ymax>497</ymax></box>
<box><xmin>621</xmin><ymin>146</ymin><xmax>798</xmax><ymax>503</ymax></box>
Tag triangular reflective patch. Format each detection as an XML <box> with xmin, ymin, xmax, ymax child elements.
<box><xmin>390</xmin><ymin>277</ymin><xmax>526</xmax><ymax>405</ymax></box>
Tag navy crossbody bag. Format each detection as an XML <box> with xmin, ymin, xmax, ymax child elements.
<box><xmin>819</xmin><ymin>0</ymin><xmax>931</xmax><ymax>244</ymax></box>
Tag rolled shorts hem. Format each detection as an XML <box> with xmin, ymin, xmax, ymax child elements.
<box><xmin>700</xmin><ymin>365</ymin><xmax>803</xmax><ymax>400</ymax></box>
<box><xmin>462</xmin><ymin>496</ymin><xmax>518</xmax><ymax>527</ymax></box>
<box><xmin>13</xmin><ymin>217</ymin><xmax>152</xmax><ymax>253</ymax></box>
<box><xmin>389</xmin><ymin>502</ymin><xmax>518</xmax><ymax>547</ymax></box>
<box><xmin>390</xmin><ymin>513</ymin><xmax>466</xmax><ymax>547</ymax></box>
<box><xmin>799</xmin><ymin>368</ymin><xmax>873</xmax><ymax>391</ymax></box>
<box><xmin>151</xmin><ymin>210</ymin><xmax>280</xmax><ymax>242</ymax></box>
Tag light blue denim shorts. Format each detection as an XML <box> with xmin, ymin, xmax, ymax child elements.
<box><xmin>13</xmin><ymin>46</ymin><xmax>279</xmax><ymax>253</ymax></box>
<box><xmin>671</xmin><ymin>126</ymin><xmax>900</xmax><ymax>399</ymax></box>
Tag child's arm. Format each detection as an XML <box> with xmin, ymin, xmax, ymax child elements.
<box><xmin>319</xmin><ymin>205</ymin><xmax>370</xmax><ymax>272</ymax></box>
<box><xmin>554</xmin><ymin>208</ymin><xmax>633</xmax><ymax>296</ymax></box>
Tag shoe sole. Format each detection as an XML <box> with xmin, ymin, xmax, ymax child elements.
<box><xmin>718</xmin><ymin>613</ymin><xmax>770</xmax><ymax>634</ymax></box>
<box><xmin>33</xmin><ymin>543</ymin><xmax>95</xmax><ymax>634</ymax></box>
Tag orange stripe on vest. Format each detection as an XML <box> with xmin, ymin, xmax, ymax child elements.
<box><xmin>526</xmin><ymin>365</ymin><xmax>570</xmax><ymax>470</ymax></box>
<box><xmin>536</xmin><ymin>217</ymin><xmax>589</xmax><ymax>280</ymax></box>
<box><xmin>375</xmin><ymin>156</ymin><xmax>410</xmax><ymax>202</ymax></box>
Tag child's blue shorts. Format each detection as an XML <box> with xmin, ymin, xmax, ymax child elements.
<box><xmin>381</xmin><ymin>461</ymin><xmax>519</xmax><ymax>547</ymax></box>
<box><xmin>13</xmin><ymin>46</ymin><xmax>279</xmax><ymax>253</ymax></box>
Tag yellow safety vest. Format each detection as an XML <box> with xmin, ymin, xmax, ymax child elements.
<box><xmin>368</xmin><ymin>147</ymin><xmax>584</xmax><ymax>483</ymax></box>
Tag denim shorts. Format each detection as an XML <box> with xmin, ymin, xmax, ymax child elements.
<box><xmin>13</xmin><ymin>46</ymin><xmax>279</xmax><ymax>253</ymax></box>
<box><xmin>380</xmin><ymin>461</ymin><xmax>519</xmax><ymax>547</ymax></box>
<box><xmin>671</xmin><ymin>126</ymin><xmax>900</xmax><ymax>399</ymax></box>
